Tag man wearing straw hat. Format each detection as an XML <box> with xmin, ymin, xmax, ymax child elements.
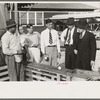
<box><xmin>1</xmin><ymin>19</ymin><xmax>23</xmax><ymax>81</ymax></box>
<box><xmin>75</xmin><ymin>19</ymin><xmax>96</xmax><ymax>71</ymax></box>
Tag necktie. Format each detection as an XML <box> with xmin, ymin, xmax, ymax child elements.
<box><xmin>67</xmin><ymin>30</ymin><xmax>71</xmax><ymax>44</ymax></box>
<box><xmin>80</xmin><ymin>32</ymin><xmax>83</xmax><ymax>39</ymax></box>
<box><xmin>49</xmin><ymin>30</ymin><xmax>53</xmax><ymax>44</ymax></box>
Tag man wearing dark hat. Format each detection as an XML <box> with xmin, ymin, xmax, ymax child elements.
<box><xmin>41</xmin><ymin>19</ymin><xmax>61</xmax><ymax>67</ymax></box>
<box><xmin>1</xmin><ymin>19</ymin><xmax>22</xmax><ymax>81</ymax></box>
<box><xmin>61</xmin><ymin>17</ymin><xmax>78</xmax><ymax>69</ymax></box>
<box><xmin>75</xmin><ymin>19</ymin><xmax>96</xmax><ymax>70</ymax></box>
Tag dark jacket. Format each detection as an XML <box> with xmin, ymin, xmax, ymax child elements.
<box><xmin>64</xmin><ymin>27</ymin><xmax>79</xmax><ymax>49</ymax></box>
<box><xmin>75</xmin><ymin>30</ymin><xmax>96</xmax><ymax>70</ymax></box>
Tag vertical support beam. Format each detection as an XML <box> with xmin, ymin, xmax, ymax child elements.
<box><xmin>14</xmin><ymin>3</ymin><xmax>18</xmax><ymax>35</ymax></box>
<box><xmin>57</xmin><ymin>74</ymin><xmax>60</xmax><ymax>81</ymax></box>
<box><xmin>14</xmin><ymin>3</ymin><xmax>17</xmax><ymax>24</ymax></box>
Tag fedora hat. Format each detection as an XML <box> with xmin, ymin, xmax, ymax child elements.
<box><xmin>67</xmin><ymin>17</ymin><xmax>75</xmax><ymax>25</ymax></box>
<box><xmin>6</xmin><ymin>19</ymin><xmax>16</xmax><ymax>28</ymax></box>
<box><xmin>76</xmin><ymin>19</ymin><xmax>88</xmax><ymax>29</ymax></box>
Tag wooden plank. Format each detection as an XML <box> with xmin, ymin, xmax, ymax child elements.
<box><xmin>72</xmin><ymin>77</ymin><xmax>87</xmax><ymax>81</ymax></box>
<box><xmin>57</xmin><ymin>74</ymin><xmax>60</xmax><ymax>81</ymax></box>
<box><xmin>26</xmin><ymin>62</ymin><xmax>70</xmax><ymax>76</ymax></box>
<box><xmin>74</xmin><ymin>69</ymin><xmax>100</xmax><ymax>76</ymax></box>
<box><xmin>26</xmin><ymin>73</ymin><xmax>55</xmax><ymax>81</ymax></box>
<box><xmin>0</xmin><ymin>77</ymin><xmax>9</xmax><ymax>81</ymax></box>
<box><xmin>0</xmin><ymin>66</ymin><xmax>8</xmax><ymax>70</ymax></box>
<box><xmin>25</xmin><ymin>70</ymin><xmax>57</xmax><ymax>81</ymax></box>
<box><xmin>0</xmin><ymin>71</ymin><xmax>8</xmax><ymax>76</ymax></box>
<box><xmin>26</xmin><ymin>68</ymin><xmax>57</xmax><ymax>78</ymax></box>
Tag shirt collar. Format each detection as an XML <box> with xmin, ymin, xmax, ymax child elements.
<box><xmin>7</xmin><ymin>31</ymin><xmax>13</xmax><ymax>35</ymax></box>
<box><xmin>46</xmin><ymin>28</ymin><xmax>53</xmax><ymax>32</ymax></box>
<box><xmin>27</xmin><ymin>32</ymin><xmax>36</xmax><ymax>36</ymax></box>
<box><xmin>82</xmin><ymin>30</ymin><xmax>86</xmax><ymax>35</ymax></box>
<box><xmin>70</xmin><ymin>26</ymin><xmax>75</xmax><ymax>32</ymax></box>
<box><xmin>27</xmin><ymin>33</ymin><xmax>32</xmax><ymax>36</ymax></box>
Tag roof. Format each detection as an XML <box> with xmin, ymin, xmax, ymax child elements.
<box><xmin>18</xmin><ymin>3</ymin><xmax>97</xmax><ymax>11</ymax></box>
<box><xmin>49</xmin><ymin>12</ymin><xmax>100</xmax><ymax>20</ymax></box>
<box><xmin>32</xmin><ymin>3</ymin><xmax>96</xmax><ymax>9</ymax></box>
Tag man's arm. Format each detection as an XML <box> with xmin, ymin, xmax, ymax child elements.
<box><xmin>40</xmin><ymin>32</ymin><xmax>45</xmax><ymax>54</ymax></box>
<box><xmin>89</xmin><ymin>33</ymin><xmax>96</xmax><ymax>70</ymax></box>
<box><xmin>1</xmin><ymin>37</ymin><xmax>17</xmax><ymax>55</ymax></box>
<box><xmin>90</xmin><ymin>33</ymin><xmax>96</xmax><ymax>61</ymax></box>
<box><xmin>56</xmin><ymin>32</ymin><xmax>61</xmax><ymax>59</ymax></box>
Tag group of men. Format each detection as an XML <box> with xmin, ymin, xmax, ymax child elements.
<box><xmin>0</xmin><ymin>17</ymin><xmax>96</xmax><ymax>81</ymax></box>
<box><xmin>61</xmin><ymin>18</ymin><xmax>96</xmax><ymax>71</ymax></box>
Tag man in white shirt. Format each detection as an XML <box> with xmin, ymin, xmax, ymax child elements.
<box><xmin>1</xmin><ymin>19</ymin><xmax>22</xmax><ymax>81</ymax></box>
<box><xmin>41</xmin><ymin>19</ymin><xmax>61</xmax><ymax>67</ymax></box>
<box><xmin>26</xmin><ymin>24</ymin><xmax>40</xmax><ymax>63</ymax></box>
<box><xmin>61</xmin><ymin>18</ymin><xmax>78</xmax><ymax>69</ymax></box>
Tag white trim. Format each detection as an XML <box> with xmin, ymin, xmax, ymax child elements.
<box><xmin>42</xmin><ymin>12</ymin><xmax>44</xmax><ymax>26</ymax></box>
<box><xmin>35</xmin><ymin>12</ymin><xmax>37</xmax><ymax>26</ymax></box>
<box><xmin>19</xmin><ymin>11</ymin><xmax>44</xmax><ymax>26</ymax></box>
<box><xmin>27</xmin><ymin>12</ymin><xmax>29</xmax><ymax>24</ymax></box>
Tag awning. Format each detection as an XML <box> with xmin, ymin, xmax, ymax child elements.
<box><xmin>49</xmin><ymin>12</ymin><xmax>100</xmax><ymax>20</ymax></box>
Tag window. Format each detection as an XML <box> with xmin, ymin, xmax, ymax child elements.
<box><xmin>19</xmin><ymin>11</ymin><xmax>44</xmax><ymax>26</ymax></box>
<box><xmin>19</xmin><ymin>11</ymin><xmax>27</xmax><ymax>25</ymax></box>
<box><xmin>29</xmin><ymin>12</ymin><xmax>35</xmax><ymax>25</ymax></box>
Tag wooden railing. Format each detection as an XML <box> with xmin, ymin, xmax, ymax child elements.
<box><xmin>25</xmin><ymin>62</ymin><xmax>100</xmax><ymax>81</ymax></box>
<box><xmin>0</xmin><ymin>63</ymin><xmax>100</xmax><ymax>81</ymax></box>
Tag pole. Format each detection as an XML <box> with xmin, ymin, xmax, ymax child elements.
<box><xmin>14</xmin><ymin>3</ymin><xmax>18</xmax><ymax>35</ymax></box>
<box><xmin>14</xmin><ymin>3</ymin><xmax>17</xmax><ymax>24</ymax></box>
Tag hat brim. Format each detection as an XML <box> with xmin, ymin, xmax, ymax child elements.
<box><xmin>6</xmin><ymin>24</ymin><xmax>16</xmax><ymax>28</ymax></box>
<box><xmin>76</xmin><ymin>22</ymin><xmax>87</xmax><ymax>29</ymax></box>
<box><xmin>67</xmin><ymin>22</ymin><xmax>75</xmax><ymax>25</ymax></box>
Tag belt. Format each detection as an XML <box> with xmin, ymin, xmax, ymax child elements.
<box><xmin>47</xmin><ymin>45</ymin><xmax>56</xmax><ymax>47</ymax></box>
<box><xmin>65</xmin><ymin>44</ymin><xmax>73</xmax><ymax>46</ymax></box>
<box><xmin>29</xmin><ymin>46</ymin><xmax>38</xmax><ymax>48</ymax></box>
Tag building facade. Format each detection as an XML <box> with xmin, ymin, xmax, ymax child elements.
<box><xmin>11</xmin><ymin>3</ymin><xmax>96</xmax><ymax>33</ymax></box>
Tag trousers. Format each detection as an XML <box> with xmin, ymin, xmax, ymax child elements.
<box><xmin>45</xmin><ymin>46</ymin><xmax>57</xmax><ymax>67</ymax></box>
<box><xmin>28</xmin><ymin>47</ymin><xmax>40</xmax><ymax>63</ymax></box>
<box><xmin>65</xmin><ymin>45</ymin><xmax>75</xmax><ymax>69</ymax></box>
<box><xmin>6</xmin><ymin>55</ymin><xmax>25</xmax><ymax>81</ymax></box>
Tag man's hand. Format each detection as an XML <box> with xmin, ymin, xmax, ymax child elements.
<box><xmin>57</xmin><ymin>52</ymin><xmax>61</xmax><ymax>59</ymax></box>
<box><xmin>43</xmin><ymin>53</ymin><xmax>49</xmax><ymax>61</ymax></box>
<box><xmin>74</xmin><ymin>49</ymin><xmax>78</xmax><ymax>55</ymax></box>
<box><xmin>17</xmin><ymin>50</ymin><xmax>22</xmax><ymax>54</ymax></box>
<box><xmin>91</xmin><ymin>60</ymin><xmax>95</xmax><ymax>71</ymax></box>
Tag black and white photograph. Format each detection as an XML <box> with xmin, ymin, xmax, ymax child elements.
<box><xmin>0</xmin><ymin>1</ymin><xmax>100</xmax><ymax>98</ymax></box>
